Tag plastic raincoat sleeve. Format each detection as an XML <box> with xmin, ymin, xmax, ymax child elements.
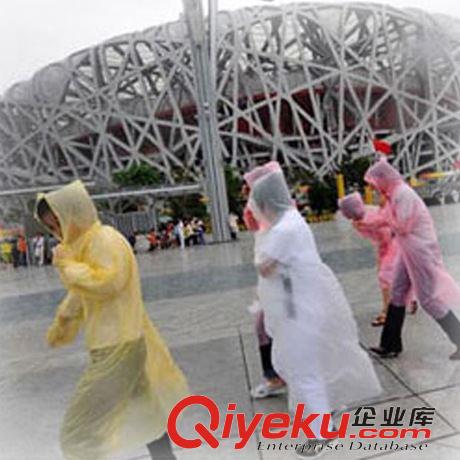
<box><xmin>391</xmin><ymin>187</ymin><xmax>416</xmax><ymax>236</ymax></box>
<box><xmin>359</xmin><ymin>210</ymin><xmax>388</xmax><ymax>232</ymax></box>
<box><xmin>48</xmin><ymin>292</ymin><xmax>83</xmax><ymax>347</ymax></box>
<box><xmin>355</xmin><ymin>208</ymin><xmax>390</xmax><ymax>241</ymax></box>
<box><xmin>55</xmin><ymin>229</ymin><xmax>130</xmax><ymax>300</ymax></box>
<box><xmin>258</xmin><ymin>225</ymin><xmax>293</xmax><ymax>267</ymax></box>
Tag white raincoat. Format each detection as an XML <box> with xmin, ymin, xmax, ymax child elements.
<box><xmin>245</xmin><ymin>162</ymin><xmax>382</xmax><ymax>436</ymax></box>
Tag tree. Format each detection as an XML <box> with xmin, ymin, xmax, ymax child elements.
<box><xmin>308</xmin><ymin>174</ymin><xmax>338</xmax><ymax>215</ymax></box>
<box><xmin>339</xmin><ymin>153</ymin><xmax>371</xmax><ymax>192</ymax></box>
<box><xmin>113</xmin><ymin>163</ymin><xmax>163</xmax><ymax>187</ymax></box>
<box><xmin>224</xmin><ymin>165</ymin><xmax>244</xmax><ymax>214</ymax></box>
<box><xmin>286</xmin><ymin>168</ymin><xmax>338</xmax><ymax>215</ymax></box>
<box><xmin>112</xmin><ymin>163</ymin><xmax>163</xmax><ymax>212</ymax></box>
<box><xmin>167</xmin><ymin>194</ymin><xmax>207</xmax><ymax>220</ymax></box>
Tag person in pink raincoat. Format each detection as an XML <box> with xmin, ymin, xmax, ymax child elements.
<box><xmin>339</xmin><ymin>192</ymin><xmax>417</xmax><ymax>327</ymax></box>
<box><xmin>364</xmin><ymin>158</ymin><xmax>460</xmax><ymax>359</ymax></box>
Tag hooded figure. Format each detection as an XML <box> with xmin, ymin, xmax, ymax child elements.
<box><xmin>35</xmin><ymin>181</ymin><xmax>189</xmax><ymax>460</ymax></box>
<box><xmin>339</xmin><ymin>192</ymin><xmax>398</xmax><ymax>290</ymax></box>
<box><xmin>339</xmin><ymin>192</ymin><xmax>412</xmax><ymax>327</ymax></box>
<box><xmin>242</xmin><ymin>168</ymin><xmax>286</xmax><ymax>399</ymax></box>
<box><xmin>244</xmin><ymin>162</ymin><xmax>381</xmax><ymax>447</ymax></box>
<box><xmin>364</xmin><ymin>158</ymin><xmax>460</xmax><ymax>359</ymax></box>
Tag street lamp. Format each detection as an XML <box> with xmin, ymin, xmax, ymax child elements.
<box><xmin>182</xmin><ymin>0</ymin><xmax>277</xmax><ymax>242</ymax></box>
<box><xmin>182</xmin><ymin>0</ymin><xmax>231</xmax><ymax>243</ymax></box>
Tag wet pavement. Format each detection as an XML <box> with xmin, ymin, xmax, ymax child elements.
<box><xmin>1</xmin><ymin>204</ymin><xmax>460</xmax><ymax>460</ymax></box>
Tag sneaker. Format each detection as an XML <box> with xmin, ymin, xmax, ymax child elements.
<box><xmin>250</xmin><ymin>380</ymin><xmax>287</xmax><ymax>399</ymax></box>
<box><xmin>369</xmin><ymin>346</ymin><xmax>400</xmax><ymax>359</ymax></box>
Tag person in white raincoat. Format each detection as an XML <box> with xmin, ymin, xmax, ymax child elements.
<box><xmin>244</xmin><ymin>162</ymin><xmax>382</xmax><ymax>455</ymax></box>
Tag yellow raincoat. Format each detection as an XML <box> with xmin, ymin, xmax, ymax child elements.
<box><xmin>36</xmin><ymin>181</ymin><xmax>189</xmax><ymax>460</ymax></box>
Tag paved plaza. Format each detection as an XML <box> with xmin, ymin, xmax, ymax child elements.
<box><xmin>1</xmin><ymin>205</ymin><xmax>460</xmax><ymax>460</ymax></box>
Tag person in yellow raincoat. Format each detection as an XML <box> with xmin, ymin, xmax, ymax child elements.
<box><xmin>35</xmin><ymin>180</ymin><xmax>189</xmax><ymax>460</ymax></box>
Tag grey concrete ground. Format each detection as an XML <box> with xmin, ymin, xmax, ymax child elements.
<box><xmin>1</xmin><ymin>205</ymin><xmax>460</xmax><ymax>460</ymax></box>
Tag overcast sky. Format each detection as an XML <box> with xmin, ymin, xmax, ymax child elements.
<box><xmin>0</xmin><ymin>0</ymin><xmax>459</xmax><ymax>95</ymax></box>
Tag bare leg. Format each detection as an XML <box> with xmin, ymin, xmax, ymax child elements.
<box><xmin>381</xmin><ymin>286</ymin><xmax>390</xmax><ymax>316</ymax></box>
<box><xmin>371</xmin><ymin>286</ymin><xmax>390</xmax><ymax>327</ymax></box>
<box><xmin>251</xmin><ymin>310</ymin><xmax>286</xmax><ymax>398</ymax></box>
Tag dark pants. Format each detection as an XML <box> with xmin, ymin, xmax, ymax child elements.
<box><xmin>19</xmin><ymin>252</ymin><xmax>27</xmax><ymax>266</ymax></box>
<box><xmin>255</xmin><ymin>310</ymin><xmax>279</xmax><ymax>380</ymax></box>
<box><xmin>389</xmin><ymin>253</ymin><xmax>460</xmax><ymax>350</ymax></box>
<box><xmin>147</xmin><ymin>434</ymin><xmax>176</xmax><ymax>460</ymax></box>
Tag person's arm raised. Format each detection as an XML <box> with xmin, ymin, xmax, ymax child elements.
<box><xmin>54</xmin><ymin>229</ymin><xmax>131</xmax><ymax>300</ymax></box>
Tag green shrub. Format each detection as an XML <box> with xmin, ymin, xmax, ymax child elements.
<box><xmin>113</xmin><ymin>163</ymin><xmax>163</xmax><ymax>187</ymax></box>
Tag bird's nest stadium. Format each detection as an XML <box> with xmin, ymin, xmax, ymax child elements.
<box><xmin>1</xmin><ymin>2</ymin><xmax>460</xmax><ymax>222</ymax></box>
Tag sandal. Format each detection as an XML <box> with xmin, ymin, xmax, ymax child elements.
<box><xmin>250</xmin><ymin>380</ymin><xmax>287</xmax><ymax>399</ymax></box>
<box><xmin>371</xmin><ymin>313</ymin><xmax>386</xmax><ymax>327</ymax></box>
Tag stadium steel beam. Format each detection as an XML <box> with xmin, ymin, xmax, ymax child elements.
<box><xmin>0</xmin><ymin>182</ymin><xmax>96</xmax><ymax>197</ymax></box>
<box><xmin>3</xmin><ymin>4</ymin><xmax>460</xmax><ymax>223</ymax></box>
<box><xmin>90</xmin><ymin>184</ymin><xmax>202</xmax><ymax>200</ymax></box>
<box><xmin>182</xmin><ymin>0</ymin><xmax>231</xmax><ymax>242</ymax></box>
<box><xmin>0</xmin><ymin>183</ymin><xmax>202</xmax><ymax>199</ymax></box>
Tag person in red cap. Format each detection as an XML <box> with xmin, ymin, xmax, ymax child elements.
<box><xmin>373</xmin><ymin>139</ymin><xmax>393</xmax><ymax>155</ymax></box>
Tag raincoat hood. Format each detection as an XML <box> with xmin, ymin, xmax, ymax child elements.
<box><xmin>338</xmin><ymin>192</ymin><xmax>365</xmax><ymax>220</ymax></box>
<box><xmin>364</xmin><ymin>158</ymin><xmax>404</xmax><ymax>196</ymax></box>
<box><xmin>244</xmin><ymin>161</ymin><xmax>294</xmax><ymax>229</ymax></box>
<box><xmin>35</xmin><ymin>180</ymin><xmax>99</xmax><ymax>244</ymax></box>
<box><xmin>244</xmin><ymin>161</ymin><xmax>282</xmax><ymax>187</ymax></box>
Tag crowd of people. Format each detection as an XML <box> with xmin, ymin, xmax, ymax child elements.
<box><xmin>1</xmin><ymin>215</ymin><xmax>235</xmax><ymax>269</ymax></box>
<box><xmin>126</xmin><ymin>217</ymin><xmax>208</xmax><ymax>254</ymax></box>
<box><xmin>0</xmin><ymin>232</ymin><xmax>58</xmax><ymax>269</ymax></box>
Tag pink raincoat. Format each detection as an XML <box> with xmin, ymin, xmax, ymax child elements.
<box><xmin>244</xmin><ymin>161</ymin><xmax>283</xmax><ymax>232</ymax></box>
<box><xmin>364</xmin><ymin>159</ymin><xmax>460</xmax><ymax>318</ymax></box>
<box><xmin>339</xmin><ymin>192</ymin><xmax>397</xmax><ymax>290</ymax></box>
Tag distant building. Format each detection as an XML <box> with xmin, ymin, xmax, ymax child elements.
<box><xmin>1</xmin><ymin>3</ymin><xmax>460</xmax><ymax>221</ymax></box>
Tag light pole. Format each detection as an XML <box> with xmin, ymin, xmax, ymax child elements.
<box><xmin>182</xmin><ymin>0</ymin><xmax>231</xmax><ymax>242</ymax></box>
<box><xmin>208</xmin><ymin>0</ymin><xmax>218</xmax><ymax>91</ymax></box>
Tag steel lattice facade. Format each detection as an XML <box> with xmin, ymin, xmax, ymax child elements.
<box><xmin>2</xmin><ymin>2</ymin><xmax>460</xmax><ymax>221</ymax></box>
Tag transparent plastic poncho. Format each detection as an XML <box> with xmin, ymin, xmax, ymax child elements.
<box><xmin>339</xmin><ymin>192</ymin><xmax>398</xmax><ymax>290</ymax></box>
<box><xmin>365</xmin><ymin>159</ymin><xmax>460</xmax><ymax>317</ymax></box>
<box><xmin>245</xmin><ymin>164</ymin><xmax>382</xmax><ymax>416</ymax></box>
<box><xmin>36</xmin><ymin>181</ymin><xmax>189</xmax><ymax>460</ymax></box>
